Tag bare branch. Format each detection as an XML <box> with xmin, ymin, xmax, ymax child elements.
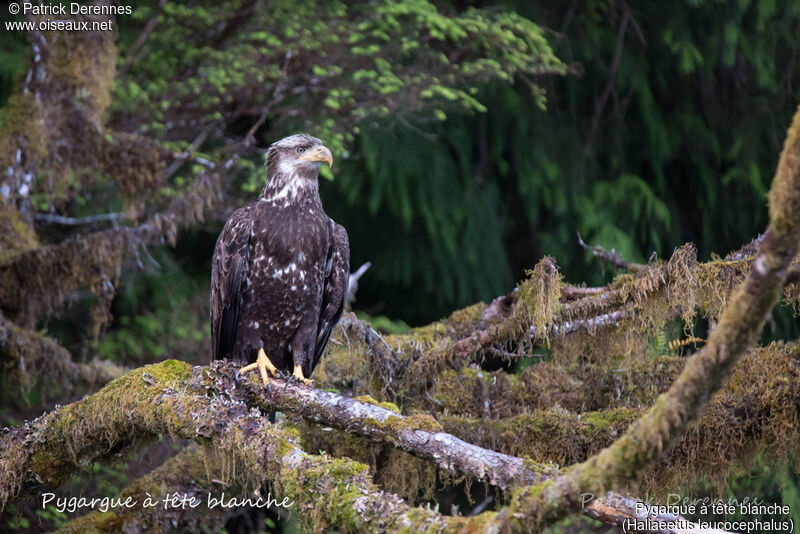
<box><xmin>347</xmin><ymin>261</ymin><xmax>372</xmax><ymax>306</ymax></box>
<box><xmin>560</xmin><ymin>285</ymin><xmax>605</xmax><ymax>300</ymax></box>
<box><xmin>577</xmin><ymin>231</ymin><xmax>649</xmax><ymax>272</ymax></box>
<box><xmin>119</xmin><ymin>0</ymin><xmax>169</xmax><ymax>77</ymax></box>
<box><xmin>33</xmin><ymin>212</ymin><xmax>130</xmax><ymax>226</ymax></box>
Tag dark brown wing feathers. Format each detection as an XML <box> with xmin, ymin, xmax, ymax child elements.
<box><xmin>210</xmin><ymin>206</ymin><xmax>252</xmax><ymax>361</ymax></box>
<box><xmin>308</xmin><ymin>221</ymin><xmax>350</xmax><ymax>376</ymax></box>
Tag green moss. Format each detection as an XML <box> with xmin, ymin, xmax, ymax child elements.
<box><xmin>355</xmin><ymin>394</ymin><xmax>401</xmax><ymax>413</ymax></box>
<box><xmin>148</xmin><ymin>359</ymin><xmax>193</xmax><ymax>383</ymax></box>
<box><xmin>277</xmin><ymin>454</ymin><xmax>372</xmax><ymax>531</ymax></box>
<box><xmin>0</xmin><ymin>203</ymin><xmax>39</xmax><ymax>266</ymax></box>
<box><xmin>517</xmin><ymin>257</ymin><xmax>562</xmax><ymax>343</ymax></box>
<box><xmin>441</xmin><ymin>408</ymin><xmax>638</xmax><ymax>466</ymax></box>
<box><xmin>409</xmin><ymin>321</ymin><xmax>448</xmax><ymax>341</ymax></box>
<box><xmin>296</xmin><ymin>418</ymin><xmax>440</xmax><ymax>502</ymax></box>
<box><xmin>577</xmin><ymin>408</ymin><xmax>640</xmax><ymax>433</ymax></box>
<box><xmin>371</xmin><ymin>414</ymin><xmax>442</xmax><ymax>433</ymax></box>
<box><xmin>522</xmin><ymin>458</ymin><xmax>559</xmax><ymax>475</ymax></box>
<box><xmin>0</xmin><ymin>93</ymin><xmax>46</xmax><ymax>168</ymax></box>
<box><xmin>441</xmin><ymin>302</ymin><xmax>488</xmax><ymax>337</ymax></box>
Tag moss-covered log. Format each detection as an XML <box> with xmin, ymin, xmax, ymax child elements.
<box><xmin>1</xmin><ymin>359</ymin><xmax>674</xmax><ymax>533</ymax></box>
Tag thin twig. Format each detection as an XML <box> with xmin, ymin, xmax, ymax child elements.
<box><xmin>162</xmin><ymin>122</ymin><xmax>220</xmax><ymax>179</ymax></box>
<box><xmin>119</xmin><ymin>0</ymin><xmax>169</xmax><ymax>77</ymax></box>
<box><xmin>560</xmin><ymin>285</ymin><xmax>605</xmax><ymax>300</ymax></box>
<box><xmin>33</xmin><ymin>212</ymin><xmax>129</xmax><ymax>226</ymax></box>
<box><xmin>577</xmin><ymin>232</ymin><xmax>648</xmax><ymax>272</ymax></box>
<box><xmin>583</xmin><ymin>8</ymin><xmax>630</xmax><ymax>155</ymax></box>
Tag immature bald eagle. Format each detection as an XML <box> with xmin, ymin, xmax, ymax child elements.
<box><xmin>210</xmin><ymin>134</ymin><xmax>350</xmax><ymax>388</ymax></box>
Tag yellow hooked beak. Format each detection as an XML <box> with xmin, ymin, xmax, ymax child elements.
<box><xmin>298</xmin><ymin>145</ymin><xmax>333</xmax><ymax>168</ymax></box>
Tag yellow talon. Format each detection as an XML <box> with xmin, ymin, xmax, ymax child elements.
<box><xmin>292</xmin><ymin>364</ymin><xmax>314</xmax><ymax>387</ymax></box>
<box><xmin>239</xmin><ymin>348</ymin><xmax>281</xmax><ymax>387</ymax></box>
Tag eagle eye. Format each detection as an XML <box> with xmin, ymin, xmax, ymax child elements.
<box><xmin>296</xmin><ymin>146</ymin><xmax>306</xmax><ymax>154</ymax></box>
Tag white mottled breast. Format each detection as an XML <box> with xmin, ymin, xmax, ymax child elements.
<box><xmin>234</xmin><ymin>195</ymin><xmax>331</xmax><ymax>362</ymax></box>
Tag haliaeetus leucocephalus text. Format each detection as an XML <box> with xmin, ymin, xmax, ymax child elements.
<box><xmin>210</xmin><ymin>133</ymin><xmax>350</xmax><ymax>389</ymax></box>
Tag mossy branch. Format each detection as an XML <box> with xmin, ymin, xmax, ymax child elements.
<box><xmin>0</xmin><ymin>313</ymin><xmax>124</xmax><ymax>403</ymax></box>
<box><xmin>0</xmin><ymin>164</ymin><xmax>223</xmax><ymax>328</ymax></box>
<box><xmin>582</xmin><ymin>492</ymin><xmax>723</xmax><ymax>534</ymax></box>
<box><xmin>1</xmin><ymin>359</ymin><xmax>689</xmax><ymax>533</ymax></box>
<box><xmin>475</xmin><ymin>105</ymin><xmax>800</xmax><ymax>533</ymax></box>
<box><xmin>451</xmin><ymin>244</ymin><xmax>798</xmax><ymax>363</ymax></box>
<box><xmin>0</xmin><ymin>360</ymin><xmax>452</xmax><ymax>533</ymax></box>
<box><xmin>577</xmin><ymin>231</ymin><xmax>650</xmax><ymax>273</ymax></box>
<box><xmin>214</xmin><ymin>360</ymin><xmax>556</xmax><ymax>490</ymax></box>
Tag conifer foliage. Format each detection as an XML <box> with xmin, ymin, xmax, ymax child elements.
<box><xmin>1</xmin><ymin>2</ymin><xmax>800</xmax><ymax>533</ymax></box>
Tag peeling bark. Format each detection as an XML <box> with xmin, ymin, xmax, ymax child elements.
<box><xmin>224</xmin><ymin>359</ymin><xmax>556</xmax><ymax>490</ymax></box>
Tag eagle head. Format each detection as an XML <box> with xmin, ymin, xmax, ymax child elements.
<box><xmin>262</xmin><ymin>134</ymin><xmax>333</xmax><ymax>201</ymax></box>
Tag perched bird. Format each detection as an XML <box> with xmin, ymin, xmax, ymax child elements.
<box><xmin>210</xmin><ymin>134</ymin><xmax>350</xmax><ymax>389</ymax></box>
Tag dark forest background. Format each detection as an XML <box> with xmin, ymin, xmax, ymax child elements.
<box><xmin>3</xmin><ymin>1</ymin><xmax>799</xmax><ymax>329</ymax></box>
<box><xmin>2</xmin><ymin>1</ymin><xmax>800</xmax><ymax>532</ymax></box>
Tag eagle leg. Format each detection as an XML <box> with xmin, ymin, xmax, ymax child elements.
<box><xmin>291</xmin><ymin>364</ymin><xmax>314</xmax><ymax>387</ymax></box>
<box><xmin>238</xmin><ymin>348</ymin><xmax>282</xmax><ymax>388</ymax></box>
